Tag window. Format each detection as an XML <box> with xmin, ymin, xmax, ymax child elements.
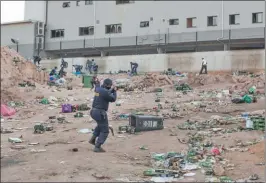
<box><xmin>76</xmin><ymin>0</ymin><xmax>80</xmax><ymax>6</ymax></box>
<box><xmin>51</xmin><ymin>29</ymin><xmax>64</xmax><ymax>38</ymax></box>
<box><xmin>116</xmin><ymin>0</ymin><xmax>134</xmax><ymax>4</ymax></box>
<box><xmin>85</xmin><ymin>0</ymin><xmax>93</xmax><ymax>5</ymax></box>
<box><xmin>207</xmin><ymin>16</ymin><xmax>217</xmax><ymax>26</ymax></box>
<box><xmin>169</xmin><ymin>19</ymin><xmax>179</xmax><ymax>25</ymax></box>
<box><xmin>229</xmin><ymin>14</ymin><xmax>240</xmax><ymax>25</ymax></box>
<box><xmin>79</xmin><ymin>26</ymin><xmax>94</xmax><ymax>36</ymax></box>
<box><xmin>252</xmin><ymin>12</ymin><xmax>263</xmax><ymax>23</ymax></box>
<box><xmin>140</xmin><ymin>21</ymin><xmax>149</xmax><ymax>28</ymax></box>
<box><xmin>105</xmin><ymin>24</ymin><xmax>122</xmax><ymax>34</ymax></box>
<box><xmin>187</xmin><ymin>17</ymin><xmax>196</xmax><ymax>28</ymax></box>
<box><xmin>62</xmin><ymin>2</ymin><xmax>70</xmax><ymax>8</ymax></box>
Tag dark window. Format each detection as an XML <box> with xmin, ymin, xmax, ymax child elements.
<box><xmin>85</xmin><ymin>0</ymin><xmax>93</xmax><ymax>5</ymax></box>
<box><xmin>187</xmin><ymin>17</ymin><xmax>196</xmax><ymax>28</ymax></box>
<box><xmin>140</xmin><ymin>21</ymin><xmax>149</xmax><ymax>28</ymax></box>
<box><xmin>105</xmin><ymin>24</ymin><xmax>122</xmax><ymax>34</ymax></box>
<box><xmin>229</xmin><ymin>14</ymin><xmax>240</xmax><ymax>25</ymax></box>
<box><xmin>79</xmin><ymin>26</ymin><xmax>94</xmax><ymax>36</ymax></box>
<box><xmin>76</xmin><ymin>0</ymin><xmax>80</xmax><ymax>6</ymax></box>
<box><xmin>51</xmin><ymin>29</ymin><xmax>65</xmax><ymax>38</ymax></box>
<box><xmin>169</xmin><ymin>19</ymin><xmax>179</xmax><ymax>25</ymax></box>
<box><xmin>116</xmin><ymin>0</ymin><xmax>134</xmax><ymax>4</ymax></box>
<box><xmin>252</xmin><ymin>12</ymin><xmax>263</xmax><ymax>23</ymax></box>
<box><xmin>62</xmin><ymin>2</ymin><xmax>70</xmax><ymax>8</ymax></box>
<box><xmin>207</xmin><ymin>16</ymin><xmax>217</xmax><ymax>26</ymax></box>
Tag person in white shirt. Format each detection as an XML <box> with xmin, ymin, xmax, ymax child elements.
<box><xmin>200</xmin><ymin>58</ymin><xmax>207</xmax><ymax>74</ymax></box>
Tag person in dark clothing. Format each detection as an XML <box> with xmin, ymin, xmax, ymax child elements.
<box><xmin>49</xmin><ymin>67</ymin><xmax>58</xmax><ymax>76</ymax></box>
<box><xmin>89</xmin><ymin>78</ymin><xmax>117</xmax><ymax>152</ymax></box>
<box><xmin>130</xmin><ymin>62</ymin><xmax>138</xmax><ymax>74</ymax></box>
<box><xmin>91</xmin><ymin>76</ymin><xmax>99</xmax><ymax>90</ymax></box>
<box><xmin>93</xmin><ymin>64</ymin><xmax>98</xmax><ymax>74</ymax></box>
<box><xmin>33</xmin><ymin>56</ymin><xmax>41</xmax><ymax>65</ymax></box>
<box><xmin>58</xmin><ymin>67</ymin><xmax>66</xmax><ymax>77</ymax></box>
<box><xmin>86</xmin><ymin>59</ymin><xmax>93</xmax><ymax>73</ymax></box>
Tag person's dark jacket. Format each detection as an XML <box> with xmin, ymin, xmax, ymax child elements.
<box><xmin>131</xmin><ymin>62</ymin><xmax>138</xmax><ymax>68</ymax></box>
<box><xmin>49</xmin><ymin>68</ymin><xmax>57</xmax><ymax>76</ymax></box>
<box><xmin>92</xmin><ymin>85</ymin><xmax>117</xmax><ymax>111</ymax></box>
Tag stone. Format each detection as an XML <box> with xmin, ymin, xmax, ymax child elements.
<box><xmin>213</xmin><ymin>164</ymin><xmax>225</xmax><ymax>176</ymax></box>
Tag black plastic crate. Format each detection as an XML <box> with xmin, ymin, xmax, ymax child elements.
<box><xmin>129</xmin><ymin>114</ymin><xmax>164</xmax><ymax>132</ymax></box>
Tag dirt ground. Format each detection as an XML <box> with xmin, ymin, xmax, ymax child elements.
<box><xmin>1</xmin><ymin>75</ymin><xmax>265</xmax><ymax>182</ymax></box>
<box><xmin>1</xmin><ymin>47</ymin><xmax>265</xmax><ymax>182</ymax></box>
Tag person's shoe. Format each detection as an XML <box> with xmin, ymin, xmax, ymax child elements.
<box><xmin>93</xmin><ymin>146</ymin><xmax>106</xmax><ymax>153</ymax></box>
<box><xmin>89</xmin><ymin>135</ymin><xmax>96</xmax><ymax>145</ymax></box>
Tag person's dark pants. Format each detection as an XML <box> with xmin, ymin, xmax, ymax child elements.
<box><xmin>88</xmin><ymin>66</ymin><xmax>92</xmax><ymax>74</ymax></box>
<box><xmin>90</xmin><ymin>109</ymin><xmax>109</xmax><ymax>147</ymax></box>
<box><xmin>200</xmin><ymin>65</ymin><xmax>207</xmax><ymax>74</ymax></box>
<box><xmin>132</xmin><ymin>66</ymin><xmax>138</xmax><ymax>74</ymax></box>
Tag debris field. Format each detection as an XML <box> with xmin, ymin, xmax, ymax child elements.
<box><xmin>1</xmin><ymin>47</ymin><xmax>265</xmax><ymax>182</ymax></box>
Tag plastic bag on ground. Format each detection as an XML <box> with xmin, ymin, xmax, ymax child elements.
<box><xmin>1</xmin><ymin>104</ymin><xmax>16</xmax><ymax>116</ymax></box>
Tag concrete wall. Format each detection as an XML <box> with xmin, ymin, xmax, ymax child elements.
<box><xmin>41</xmin><ymin>49</ymin><xmax>265</xmax><ymax>73</ymax></box>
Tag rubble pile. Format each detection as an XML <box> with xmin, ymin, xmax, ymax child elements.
<box><xmin>1</xmin><ymin>47</ymin><xmax>49</xmax><ymax>103</ymax></box>
<box><xmin>230</xmin><ymin>74</ymin><xmax>265</xmax><ymax>94</ymax></box>
<box><xmin>133</xmin><ymin>73</ymin><xmax>173</xmax><ymax>89</ymax></box>
<box><xmin>188</xmin><ymin>74</ymin><xmax>228</xmax><ymax>86</ymax></box>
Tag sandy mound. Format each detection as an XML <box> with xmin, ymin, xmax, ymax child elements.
<box><xmin>132</xmin><ymin>73</ymin><xmax>173</xmax><ymax>89</ymax></box>
<box><xmin>229</xmin><ymin>74</ymin><xmax>265</xmax><ymax>93</ymax></box>
<box><xmin>188</xmin><ymin>74</ymin><xmax>229</xmax><ymax>86</ymax></box>
<box><xmin>1</xmin><ymin>47</ymin><xmax>49</xmax><ymax>104</ymax></box>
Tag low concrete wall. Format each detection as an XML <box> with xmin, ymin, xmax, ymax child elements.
<box><xmin>41</xmin><ymin>49</ymin><xmax>265</xmax><ymax>73</ymax></box>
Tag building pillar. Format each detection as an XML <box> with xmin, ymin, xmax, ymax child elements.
<box><xmin>223</xmin><ymin>44</ymin><xmax>229</xmax><ymax>51</ymax></box>
<box><xmin>100</xmin><ymin>51</ymin><xmax>106</xmax><ymax>57</ymax></box>
<box><xmin>157</xmin><ymin>47</ymin><xmax>163</xmax><ymax>54</ymax></box>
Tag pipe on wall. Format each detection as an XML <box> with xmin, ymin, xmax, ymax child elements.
<box><xmin>217</xmin><ymin>0</ymin><xmax>226</xmax><ymax>50</ymax></box>
<box><xmin>44</xmin><ymin>0</ymin><xmax>48</xmax><ymax>50</ymax></box>
<box><xmin>93</xmin><ymin>0</ymin><xmax>96</xmax><ymax>47</ymax></box>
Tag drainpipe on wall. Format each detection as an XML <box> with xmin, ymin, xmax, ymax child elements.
<box><xmin>93</xmin><ymin>0</ymin><xmax>96</xmax><ymax>47</ymax></box>
<box><xmin>264</xmin><ymin>0</ymin><xmax>266</xmax><ymax>140</ymax></box>
<box><xmin>216</xmin><ymin>0</ymin><xmax>226</xmax><ymax>50</ymax></box>
<box><xmin>44</xmin><ymin>0</ymin><xmax>48</xmax><ymax>50</ymax></box>
<box><xmin>91</xmin><ymin>1</ymin><xmax>104</xmax><ymax>57</ymax></box>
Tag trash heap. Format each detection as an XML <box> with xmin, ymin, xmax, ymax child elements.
<box><xmin>230</xmin><ymin>74</ymin><xmax>265</xmax><ymax>93</ymax></box>
<box><xmin>177</xmin><ymin>116</ymin><xmax>246</xmax><ymax>136</ymax></box>
<box><xmin>144</xmin><ymin>132</ymin><xmax>235</xmax><ymax>182</ymax></box>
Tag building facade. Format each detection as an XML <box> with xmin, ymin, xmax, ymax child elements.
<box><xmin>1</xmin><ymin>0</ymin><xmax>265</xmax><ymax>58</ymax></box>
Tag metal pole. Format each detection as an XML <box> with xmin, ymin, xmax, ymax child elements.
<box><xmin>264</xmin><ymin>0</ymin><xmax>266</xmax><ymax>181</ymax></box>
<box><xmin>16</xmin><ymin>43</ymin><xmax>18</xmax><ymax>52</ymax></box>
<box><xmin>93</xmin><ymin>0</ymin><xmax>96</xmax><ymax>47</ymax></box>
<box><xmin>37</xmin><ymin>42</ymin><xmax>40</xmax><ymax>56</ymax></box>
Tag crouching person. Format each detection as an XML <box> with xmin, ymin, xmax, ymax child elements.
<box><xmin>89</xmin><ymin>78</ymin><xmax>117</xmax><ymax>152</ymax></box>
